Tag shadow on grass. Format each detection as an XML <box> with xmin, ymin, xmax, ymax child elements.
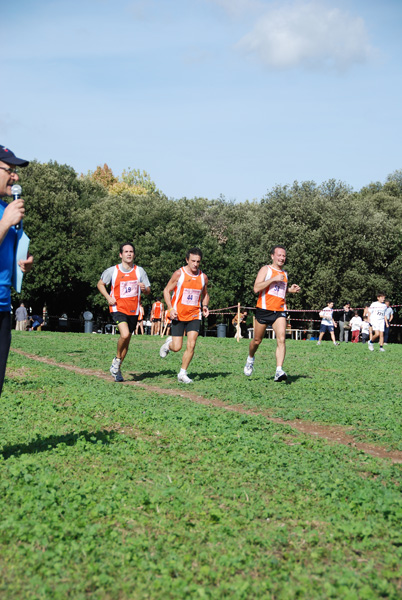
<box><xmin>284</xmin><ymin>374</ymin><xmax>313</xmax><ymax>384</ymax></box>
<box><xmin>5</xmin><ymin>379</ymin><xmax>43</xmax><ymax>389</ymax></box>
<box><xmin>194</xmin><ymin>372</ymin><xmax>232</xmax><ymax>381</ymax></box>
<box><xmin>129</xmin><ymin>370</ymin><xmax>179</xmax><ymax>381</ymax></box>
<box><xmin>1</xmin><ymin>429</ymin><xmax>118</xmax><ymax>460</ymax></box>
<box><xmin>130</xmin><ymin>371</ymin><xmax>231</xmax><ymax>382</ymax></box>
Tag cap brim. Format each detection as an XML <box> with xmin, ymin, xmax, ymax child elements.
<box><xmin>4</xmin><ymin>156</ymin><xmax>29</xmax><ymax>167</ymax></box>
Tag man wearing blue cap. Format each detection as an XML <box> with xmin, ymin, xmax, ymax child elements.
<box><xmin>0</xmin><ymin>144</ymin><xmax>33</xmax><ymax>396</ymax></box>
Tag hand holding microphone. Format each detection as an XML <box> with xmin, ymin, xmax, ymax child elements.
<box><xmin>11</xmin><ymin>184</ymin><xmax>23</xmax><ymax>230</ymax></box>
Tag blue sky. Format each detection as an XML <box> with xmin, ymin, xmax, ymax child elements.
<box><xmin>2</xmin><ymin>0</ymin><xmax>402</xmax><ymax>201</ymax></box>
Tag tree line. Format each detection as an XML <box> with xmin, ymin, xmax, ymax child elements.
<box><xmin>14</xmin><ymin>161</ymin><xmax>402</xmax><ymax>320</ymax></box>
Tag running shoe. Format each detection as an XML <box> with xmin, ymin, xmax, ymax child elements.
<box><xmin>177</xmin><ymin>373</ymin><xmax>193</xmax><ymax>384</ymax></box>
<box><xmin>379</xmin><ymin>347</ymin><xmax>385</xmax><ymax>352</ymax></box>
<box><xmin>113</xmin><ymin>369</ymin><xmax>124</xmax><ymax>382</ymax></box>
<box><xmin>368</xmin><ymin>341</ymin><xmax>374</xmax><ymax>352</ymax></box>
<box><xmin>110</xmin><ymin>357</ymin><xmax>121</xmax><ymax>376</ymax></box>
<box><xmin>160</xmin><ymin>336</ymin><xmax>172</xmax><ymax>358</ymax></box>
<box><xmin>274</xmin><ymin>368</ymin><xmax>287</xmax><ymax>382</ymax></box>
<box><xmin>244</xmin><ymin>359</ymin><xmax>254</xmax><ymax>376</ymax></box>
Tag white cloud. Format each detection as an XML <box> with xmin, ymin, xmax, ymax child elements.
<box><xmin>237</xmin><ymin>1</ymin><xmax>377</xmax><ymax>71</ymax></box>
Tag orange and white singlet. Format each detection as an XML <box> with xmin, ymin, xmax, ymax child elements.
<box><xmin>152</xmin><ymin>301</ymin><xmax>163</xmax><ymax>319</ymax></box>
<box><xmin>171</xmin><ymin>267</ymin><xmax>206</xmax><ymax>321</ymax></box>
<box><xmin>108</xmin><ymin>265</ymin><xmax>141</xmax><ymax>315</ymax></box>
<box><xmin>257</xmin><ymin>266</ymin><xmax>288</xmax><ymax>312</ymax></box>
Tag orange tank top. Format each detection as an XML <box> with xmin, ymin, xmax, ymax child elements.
<box><xmin>257</xmin><ymin>266</ymin><xmax>288</xmax><ymax>311</ymax></box>
<box><xmin>109</xmin><ymin>265</ymin><xmax>141</xmax><ymax>315</ymax></box>
<box><xmin>171</xmin><ymin>267</ymin><xmax>206</xmax><ymax>321</ymax></box>
<box><xmin>153</xmin><ymin>301</ymin><xmax>163</xmax><ymax>319</ymax></box>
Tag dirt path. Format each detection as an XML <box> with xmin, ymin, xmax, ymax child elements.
<box><xmin>12</xmin><ymin>348</ymin><xmax>402</xmax><ymax>464</ymax></box>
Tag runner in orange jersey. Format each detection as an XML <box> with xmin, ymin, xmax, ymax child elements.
<box><xmin>97</xmin><ymin>243</ymin><xmax>151</xmax><ymax>382</ymax></box>
<box><xmin>159</xmin><ymin>247</ymin><xmax>209</xmax><ymax>384</ymax></box>
<box><xmin>244</xmin><ymin>245</ymin><xmax>300</xmax><ymax>382</ymax></box>
<box><xmin>161</xmin><ymin>308</ymin><xmax>172</xmax><ymax>337</ymax></box>
<box><xmin>150</xmin><ymin>298</ymin><xmax>164</xmax><ymax>335</ymax></box>
<box><xmin>135</xmin><ymin>303</ymin><xmax>145</xmax><ymax>335</ymax></box>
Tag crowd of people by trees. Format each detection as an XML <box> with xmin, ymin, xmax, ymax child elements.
<box><xmin>13</xmin><ymin>160</ymin><xmax>402</xmax><ymax>324</ymax></box>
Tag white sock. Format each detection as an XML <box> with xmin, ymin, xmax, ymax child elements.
<box><xmin>247</xmin><ymin>356</ymin><xmax>254</xmax><ymax>363</ymax></box>
<box><xmin>179</xmin><ymin>368</ymin><xmax>187</xmax><ymax>376</ymax></box>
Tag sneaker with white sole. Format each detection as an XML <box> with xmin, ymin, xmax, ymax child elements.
<box><xmin>379</xmin><ymin>347</ymin><xmax>385</xmax><ymax>352</ymax></box>
<box><xmin>274</xmin><ymin>368</ymin><xmax>287</xmax><ymax>382</ymax></box>
<box><xmin>114</xmin><ymin>369</ymin><xmax>124</xmax><ymax>382</ymax></box>
<box><xmin>368</xmin><ymin>341</ymin><xmax>374</xmax><ymax>351</ymax></box>
<box><xmin>244</xmin><ymin>359</ymin><xmax>254</xmax><ymax>376</ymax></box>
<box><xmin>160</xmin><ymin>336</ymin><xmax>172</xmax><ymax>358</ymax></box>
<box><xmin>110</xmin><ymin>357</ymin><xmax>121</xmax><ymax>376</ymax></box>
<box><xmin>177</xmin><ymin>373</ymin><xmax>193</xmax><ymax>384</ymax></box>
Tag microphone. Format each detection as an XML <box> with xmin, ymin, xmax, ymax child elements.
<box><xmin>11</xmin><ymin>184</ymin><xmax>22</xmax><ymax>230</ymax></box>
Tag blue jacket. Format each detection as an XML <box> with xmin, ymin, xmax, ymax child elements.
<box><xmin>0</xmin><ymin>199</ymin><xmax>17</xmax><ymax>312</ymax></box>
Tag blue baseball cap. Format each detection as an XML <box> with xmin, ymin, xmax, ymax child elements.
<box><xmin>0</xmin><ymin>145</ymin><xmax>29</xmax><ymax>167</ymax></box>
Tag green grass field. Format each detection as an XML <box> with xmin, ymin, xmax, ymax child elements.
<box><xmin>2</xmin><ymin>332</ymin><xmax>402</xmax><ymax>599</ymax></box>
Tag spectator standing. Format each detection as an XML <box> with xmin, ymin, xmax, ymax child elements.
<box><xmin>42</xmin><ymin>304</ymin><xmax>48</xmax><ymax>327</ymax></box>
<box><xmin>317</xmin><ymin>302</ymin><xmax>339</xmax><ymax>346</ymax></box>
<box><xmin>15</xmin><ymin>302</ymin><xmax>28</xmax><ymax>331</ymax></box>
<box><xmin>361</xmin><ymin>315</ymin><xmax>370</xmax><ymax>344</ymax></box>
<box><xmin>349</xmin><ymin>310</ymin><xmax>362</xmax><ymax>343</ymax></box>
<box><xmin>232</xmin><ymin>310</ymin><xmax>248</xmax><ymax>339</ymax></box>
<box><xmin>338</xmin><ymin>302</ymin><xmax>353</xmax><ymax>342</ymax></box>
<box><xmin>384</xmin><ymin>300</ymin><xmax>394</xmax><ymax>344</ymax></box>
<box><xmin>0</xmin><ymin>145</ymin><xmax>33</xmax><ymax>396</ymax></box>
<box><xmin>363</xmin><ymin>303</ymin><xmax>370</xmax><ymax>320</ymax></box>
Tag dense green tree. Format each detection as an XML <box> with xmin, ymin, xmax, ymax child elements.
<box><xmin>13</xmin><ymin>161</ymin><xmax>106</xmax><ymax>315</ymax></box>
<box><xmin>256</xmin><ymin>179</ymin><xmax>401</xmax><ymax>307</ymax></box>
<box><xmin>12</xmin><ymin>160</ymin><xmax>402</xmax><ymax>325</ymax></box>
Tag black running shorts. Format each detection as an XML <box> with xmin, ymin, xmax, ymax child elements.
<box><xmin>255</xmin><ymin>308</ymin><xmax>287</xmax><ymax>326</ymax></box>
<box><xmin>112</xmin><ymin>312</ymin><xmax>138</xmax><ymax>334</ymax></box>
<box><xmin>171</xmin><ymin>319</ymin><xmax>201</xmax><ymax>337</ymax></box>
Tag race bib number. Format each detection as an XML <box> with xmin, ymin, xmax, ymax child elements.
<box><xmin>268</xmin><ymin>281</ymin><xmax>286</xmax><ymax>299</ymax></box>
<box><xmin>120</xmin><ymin>280</ymin><xmax>139</xmax><ymax>298</ymax></box>
<box><xmin>182</xmin><ymin>288</ymin><xmax>201</xmax><ymax>306</ymax></box>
